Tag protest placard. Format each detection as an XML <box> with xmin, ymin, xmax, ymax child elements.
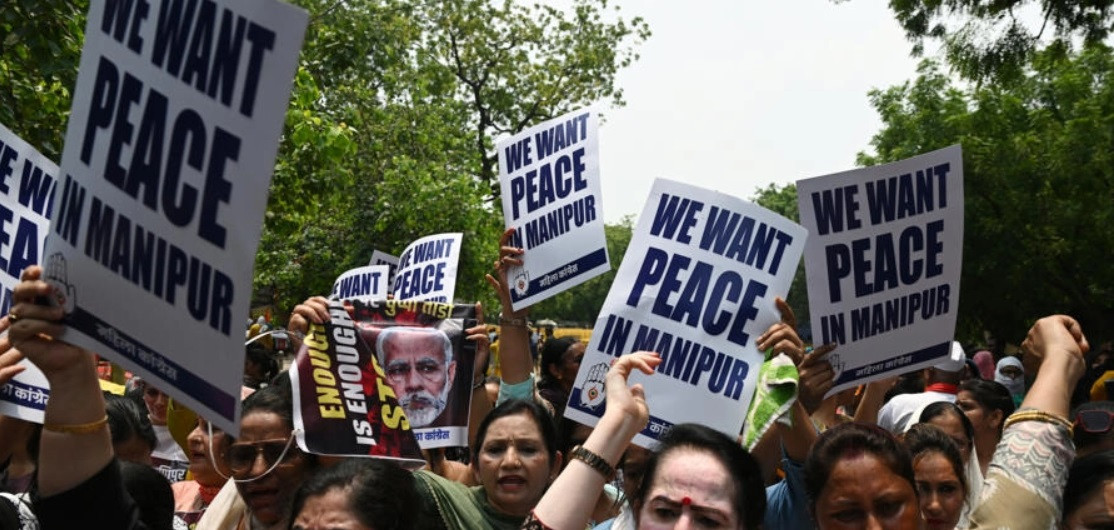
<box><xmin>796</xmin><ymin>145</ymin><xmax>964</xmax><ymax>395</ymax></box>
<box><xmin>497</xmin><ymin>108</ymin><xmax>609</xmax><ymax>310</ymax></box>
<box><xmin>292</xmin><ymin>299</ymin><xmax>477</xmax><ymax>453</ymax></box>
<box><xmin>566</xmin><ymin>178</ymin><xmax>807</xmax><ymax>447</ymax></box>
<box><xmin>290</xmin><ymin>299</ymin><xmax>425</xmax><ymax>465</ymax></box>
<box><xmin>392</xmin><ymin>233</ymin><xmax>462</xmax><ymax>303</ymax></box>
<box><xmin>368</xmin><ymin>249</ymin><xmax>399</xmax><ymax>287</ymax></box>
<box><xmin>332</xmin><ymin>265</ymin><xmax>390</xmax><ymax>303</ymax></box>
<box><xmin>44</xmin><ymin>0</ymin><xmax>308</xmax><ymax>434</ymax></box>
<box><xmin>0</xmin><ymin>123</ymin><xmax>59</xmax><ymax>422</ymax></box>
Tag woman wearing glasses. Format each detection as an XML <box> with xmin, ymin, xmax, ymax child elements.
<box><xmin>220</xmin><ymin>381</ymin><xmax>318</xmax><ymax>530</ymax></box>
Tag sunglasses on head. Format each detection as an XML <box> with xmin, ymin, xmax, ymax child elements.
<box><xmin>226</xmin><ymin>433</ymin><xmax>301</xmax><ymax>482</ymax></box>
<box><xmin>1075</xmin><ymin>410</ymin><xmax>1114</xmax><ymax>434</ymax></box>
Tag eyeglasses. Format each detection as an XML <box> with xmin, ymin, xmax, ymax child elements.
<box><xmin>1075</xmin><ymin>410</ymin><xmax>1114</xmax><ymax>434</ymax></box>
<box><xmin>226</xmin><ymin>433</ymin><xmax>301</xmax><ymax>482</ymax></box>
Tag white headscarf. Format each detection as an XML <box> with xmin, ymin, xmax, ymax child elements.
<box><xmin>994</xmin><ymin>356</ymin><xmax>1026</xmax><ymax>402</ymax></box>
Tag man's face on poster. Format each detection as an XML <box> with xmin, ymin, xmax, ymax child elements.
<box><xmin>380</xmin><ymin>328</ymin><xmax>456</xmax><ymax>427</ymax></box>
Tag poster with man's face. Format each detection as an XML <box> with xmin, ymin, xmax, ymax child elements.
<box><xmin>351</xmin><ymin>300</ymin><xmax>476</xmax><ymax>448</ymax></box>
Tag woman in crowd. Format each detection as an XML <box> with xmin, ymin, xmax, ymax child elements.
<box><xmin>917</xmin><ymin>401</ymin><xmax>979</xmax><ymax>517</ymax></box>
<box><xmin>222</xmin><ymin>381</ymin><xmax>318</xmax><ymax>530</ymax></box>
<box><xmin>537</xmin><ymin>337</ymin><xmax>584</xmax><ymax>418</ymax></box>
<box><xmin>414</xmin><ymin>399</ymin><xmax>563</xmax><ymax>529</ymax></box>
<box><xmin>173</xmin><ymin>417</ymin><xmax>232</xmax><ymax>526</ymax></box>
<box><xmin>955</xmin><ymin>379</ymin><xmax>1014</xmax><ymax>476</ymax></box>
<box><xmin>1062</xmin><ymin>450</ymin><xmax>1114</xmax><ymax>528</ymax></box>
<box><xmin>805</xmin><ymin>423</ymin><xmax>921</xmax><ymax>529</ymax></box>
<box><xmin>289</xmin><ymin>458</ymin><xmax>420</xmax><ymax>530</ymax></box>
<box><xmin>105</xmin><ymin>393</ymin><xmax>157</xmax><ymax>465</ymax></box>
<box><xmin>994</xmin><ymin>356</ymin><xmax>1026</xmax><ymax>407</ymax></box>
<box><xmin>904</xmin><ymin>423</ymin><xmax>967</xmax><ymax>530</ymax></box>
<box><xmin>529</xmin><ymin>352</ymin><xmax>767</xmax><ymax>530</ymax></box>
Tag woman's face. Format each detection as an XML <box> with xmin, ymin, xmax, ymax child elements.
<box><xmin>814</xmin><ymin>453</ymin><xmax>920</xmax><ymax>530</ymax></box>
<box><xmin>956</xmin><ymin>390</ymin><xmax>1001</xmax><ymax>445</ymax></box>
<box><xmin>292</xmin><ymin>489</ymin><xmax>373</xmax><ymax>530</ymax></box>
<box><xmin>636</xmin><ymin>448</ymin><xmax>739</xmax><ymax>530</ymax></box>
<box><xmin>926</xmin><ymin>413</ymin><xmax>972</xmax><ymax>464</ymax></box>
<box><xmin>187</xmin><ymin>418</ymin><xmax>230</xmax><ymax>487</ymax></box>
<box><xmin>914</xmin><ymin>452</ymin><xmax>964</xmax><ymax>530</ymax></box>
<box><xmin>142</xmin><ymin>384</ymin><xmax>169</xmax><ymax>425</ymax></box>
<box><xmin>232</xmin><ymin>411</ymin><xmax>310</xmax><ymax>526</ymax></box>
<box><xmin>558</xmin><ymin>342</ymin><xmax>585</xmax><ymax>388</ymax></box>
<box><xmin>1064</xmin><ymin>479</ymin><xmax>1114</xmax><ymax>529</ymax></box>
<box><xmin>474</xmin><ymin>412</ymin><xmax>559</xmax><ymax>517</ymax></box>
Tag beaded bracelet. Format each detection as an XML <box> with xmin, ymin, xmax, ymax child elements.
<box><xmin>43</xmin><ymin>415</ymin><xmax>109</xmax><ymax>435</ymax></box>
<box><xmin>1002</xmin><ymin>409</ymin><xmax>1073</xmax><ymax>436</ymax></box>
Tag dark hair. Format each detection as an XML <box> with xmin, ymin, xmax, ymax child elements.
<box><xmin>539</xmin><ymin>337</ymin><xmax>578</xmax><ymax>387</ymax></box>
<box><xmin>239</xmin><ymin>373</ymin><xmax>294</xmax><ymax>433</ymax></box>
<box><xmin>105</xmin><ymin>393</ymin><xmax>157</xmax><ymax>452</ymax></box>
<box><xmin>1072</xmin><ymin>401</ymin><xmax>1114</xmax><ymax>453</ymax></box>
<box><xmin>1064</xmin><ymin>449</ymin><xmax>1114</xmax><ymax>520</ymax></box>
<box><xmin>473</xmin><ymin>399</ymin><xmax>558</xmax><ymax>463</ymax></box>
<box><xmin>918</xmin><ymin>402</ymin><xmax>975</xmax><ymax>446</ymax></box>
<box><xmin>120</xmin><ymin>460</ymin><xmax>175</xmax><ymax>530</ymax></box>
<box><xmin>904</xmin><ymin>423</ymin><xmax>968</xmax><ymax>495</ymax></box>
<box><xmin>805</xmin><ymin>423</ymin><xmax>916</xmax><ymax>506</ymax></box>
<box><xmin>289</xmin><ymin>459</ymin><xmax>418</xmax><ymax>530</ymax></box>
<box><xmin>633</xmin><ymin>424</ymin><xmax>766</xmax><ymax>529</ymax></box>
<box><xmin>958</xmin><ymin>379</ymin><xmax>1015</xmax><ymax>432</ymax></box>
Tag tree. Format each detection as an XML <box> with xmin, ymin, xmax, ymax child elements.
<box><xmin>252</xmin><ymin>0</ymin><xmax>649</xmax><ymax>316</ymax></box>
<box><xmin>751</xmin><ymin>183</ymin><xmax>814</xmax><ymax>341</ymax></box>
<box><xmin>882</xmin><ymin>0</ymin><xmax>1114</xmax><ymax>81</ymax></box>
<box><xmin>0</xmin><ymin>0</ymin><xmax>87</xmax><ymax>158</ymax></box>
<box><xmin>530</xmin><ymin>216</ymin><xmax>634</xmax><ymax>326</ymax></box>
<box><xmin>858</xmin><ymin>47</ymin><xmax>1114</xmax><ymax>345</ymax></box>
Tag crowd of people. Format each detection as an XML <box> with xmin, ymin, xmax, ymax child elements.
<box><xmin>0</xmin><ymin>227</ymin><xmax>1110</xmax><ymax>530</ymax></box>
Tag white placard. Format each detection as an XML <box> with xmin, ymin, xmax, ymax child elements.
<box><xmin>796</xmin><ymin>145</ymin><xmax>964</xmax><ymax>395</ymax></box>
<box><xmin>332</xmin><ymin>265</ymin><xmax>390</xmax><ymax>303</ymax></box>
<box><xmin>497</xmin><ymin>108</ymin><xmax>609</xmax><ymax>310</ymax></box>
<box><xmin>566</xmin><ymin>178</ymin><xmax>806</xmax><ymax>447</ymax></box>
<box><xmin>368</xmin><ymin>249</ymin><xmax>399</xmax><ymax>288</ymax></box>
<box><xmin>44</xmin><ymin>0</ymin><xmax>308</xmax><ymax>434</ymax></box>
<box><xmin>392</xmin><ymin>233</ymin><xmax>462</xmax><ymax>303</ymax></box>
<box><xmin>0</xmin><ymin>123</ymin><xmax>57</xmax><ymax>422</ymax></box>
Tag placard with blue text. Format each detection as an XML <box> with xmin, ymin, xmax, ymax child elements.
<box><xmin>566</xmin><ymin>178</ymin><xmax>807</xmax><ymax>447</ymax></box>
<box><xmin>796</xmin><ymin>145</ymin><xmax>963</xmax><ymax>395</ymax></box>
<box><xmin>332</xmin><ymin>265</ymin><xmax>390</xmax><ymax>303</ymax></box>
<box><xmin>368</xmin><ymin>249</ymin><xmax>398</xmax><ymax>288</ymax></box>
<box><xmin>45</xmin><ymin>0</ymin><xmax>308</xmax><ymax>434</ymax></box>
<box><xmin>392</xmin><ymin>233</ymin><xmax>462</xmax><ymax>303</ymax></box>
<box><xmin>0</xmin><ymin>123</ymin><xmax>58</xmax><ymax>423</ymax></box>
<box><xmin>497</xmin><ymin>108</ymin><xmax>609</xmax><ymax>310</ymax></box>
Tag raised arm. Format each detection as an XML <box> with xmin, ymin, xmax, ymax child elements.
<box><xmin>466</xmin><ymin>303</ymin><xmax>492</xmax><ymax>448</ymax></box>
<box><xmin>529</xmin><ymin>352</ymin><xmax>661</xmax><ymax>530</ymax></box>
<box><xmin>484</xmin><ymin>228</ymin><xmax>533</xmax><ymax>388</ymax></box>
<box><xmin>7</xmin><ymin>266</ymin><xmax>109</xmax><ymax>496</ymax></box>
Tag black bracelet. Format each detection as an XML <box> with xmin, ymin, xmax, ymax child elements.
<box><xmin>569</xmin><ymin>445</ymin><xmax>614</xmax><ymax>478</ymax></box>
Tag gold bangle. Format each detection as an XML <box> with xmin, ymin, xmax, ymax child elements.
<box><xmin>43</xmin><ymin>415</ymin><xmax>109</xmax><ymax>435</ymax></box>
<box><xmin>1003</xmin><ymin>409</ymin><xmax>1073</xmax><ymax>436</ymax></box>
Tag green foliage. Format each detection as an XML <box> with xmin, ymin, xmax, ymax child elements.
<box><xmin>256</xmin><ymin>0</ymin><xmax>649</xmax><ymax>317</ymax></box>
<box><xmin>0</xmin><ymin>0</ymin><xmax>86</xmax><ymax>158</ymax></box>
<box><xmin>884</xmin><ymin>0</ymin><xmax>1114</xmax><ymax>81</ymax></box>
<box><xmin>751</xmin><ymin>184</ymin><xmax>813</xmax><ymax>340</ymax></box>
<box><xmin>858</xmin><ymin>47</ymin><xmax>1114</xmax><ymax>343</ymax></box>
<box><xmin>530</xmin><ymin>216</ymin><xmax>634</xmax><ymax>326</ymax></box>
